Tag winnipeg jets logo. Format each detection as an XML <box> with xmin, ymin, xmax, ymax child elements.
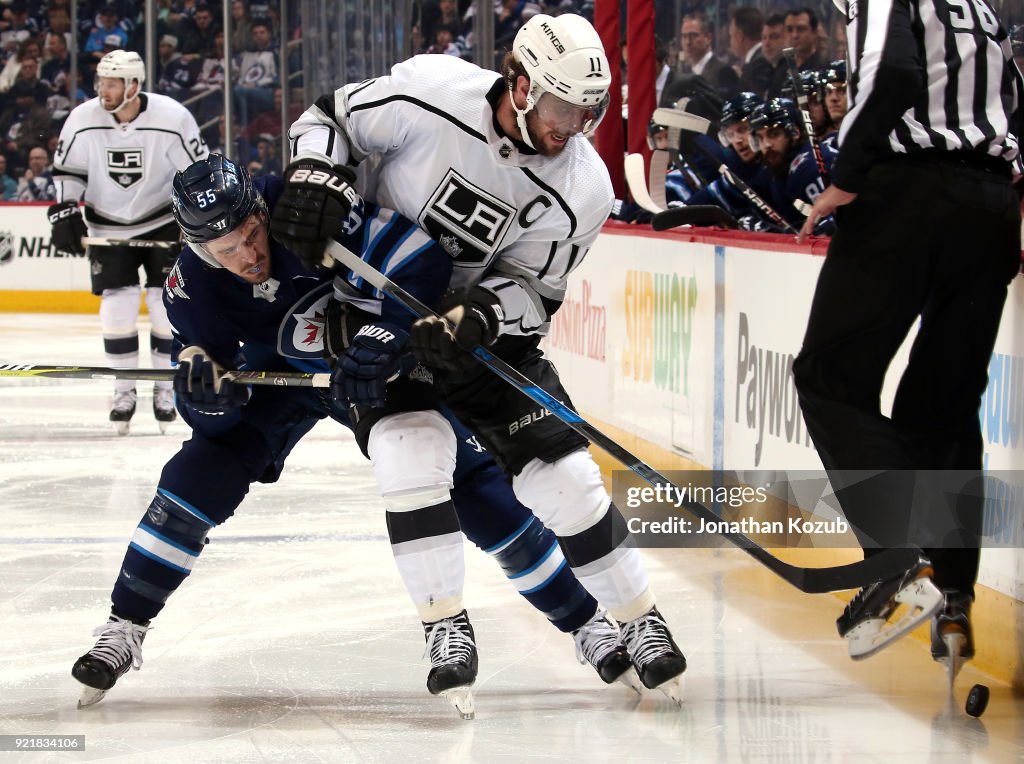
<box><xmin>421</xmin><ymin>169</ymin><xmax>514</xmax><ymax>265</ymax></box>
<box><xmin>107</xmin><ymin>148</ymin><xmax>144</xmax><ymax>189</ymax></box>
<box><xmin>278</xmin><ymin>282</ymin><xmax>332</xmax><ymax>360</ymax></box>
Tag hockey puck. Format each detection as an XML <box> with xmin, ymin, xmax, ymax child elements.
<box><xmin>965</xmin><ymin>684</ymin><xmax>989</xmax><ymax>717</ymax></box>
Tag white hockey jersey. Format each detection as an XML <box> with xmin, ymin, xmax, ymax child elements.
<box><xmin>53</xmin><ymin>93</ymin><xmax>209</xmax><ymax>239</ymax></box>
<box><xmin>288</xmin><ymin>54</ymin><xmax>614</xmax><ymax>337</ymax></box>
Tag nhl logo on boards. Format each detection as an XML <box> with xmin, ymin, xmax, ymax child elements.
<box><xmin>0</xmin><ymin>230</ymin><xmax>12</xmax><ymax>264</ymax></box>
<box><xmin>107</xmin><ymin>148</ymin><xmax>144</xmax><ymax>189</ymax></box>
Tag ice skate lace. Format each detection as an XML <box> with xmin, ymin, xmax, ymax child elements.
<box><xmin>89</xmin><ymin>618</ymin><xmax>149</xmax><ymax>672</ymax></box>
<box><xmin>423</xmin><ymin>616</ymin><xmax>475</xmax><ymax>668</ymax></box>
<box><xmin>573</xmin><ymin>612</ymin><xmax>622</xmax><ymax>667</ymax></box>
<box><xmin>111</xmin><ymin>390</ymin><xmax>137</xmax><ymax>413</ymax></box>
<box><xmin>153</xmin><ymin>387</ymin><xmax>174</xmax><ymax>412</ymax></box>
<box><xmin>620</xmin><ymin>612</ymin><xmax>673</xmax><ymax>669</ymax></box>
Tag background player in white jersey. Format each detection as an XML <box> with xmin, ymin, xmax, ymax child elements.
<box><xmin>271</xmin><ymin>13</ymin><xmax>687</xmax><ymax>703</ymax></box>
<box><xmin>48</xmin><ymin>50</ymin><xmax>209</xmax><ymax>435</ymax></box>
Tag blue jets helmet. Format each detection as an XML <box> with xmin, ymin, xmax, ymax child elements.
<box><xmin>718</xmin><ymin>91</ymin><xmax>763</xmax><ymax>147</ymax></box>
<box><xmin>823</xmin><ymin>60</ymin><xmax>847</xmax><ymax>88</ymax></box>
<box><xmin>748</xmin><ymin>97</ymin><xmax>803</xmax><ymax>153</ymax></box>
<box><xmin>749</xmin><ymin>97</ymin><xmax>802</xmax><ymax>134</ymax></box>
<box><xmin>171</xmin><ymin>153</ymin><xmax>266</xmax><ymax>265</ymax></box>
<box><xmin>781</xmin><ymin>69</ymin><xmax>824</xmax><ymax>102</ymax></box>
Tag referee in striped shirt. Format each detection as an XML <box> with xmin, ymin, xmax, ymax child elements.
<box><xmin>794</xmin><ymin>0</ymin><xmax>1023</xmax><ymax>666</ymax></box>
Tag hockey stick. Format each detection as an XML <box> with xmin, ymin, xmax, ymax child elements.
<box><xmin>0</xmin><ymin>363</ymin><xmax>330</xmax><ymax>387</ymax></box>
<box><xmin>648</xmin><ymin>149</ymin><xmax>670</xmax><ymax>211</ymax></box>
<box><xmin>624</xmin><ymin>153</ymin><xmax>664</xmax><ymax>214</ymax></box>
<box><xmin>654</xmin><ymin>108</ymin><xmax>799</xmax><ymax>234</ymax></box>
<box><xmin>652</xmin><ymin>205</ymin><xmax>739</xmax><ymax>231</ymax></box>
<box><xmin>82</xmin><ymin>237</ymin><xmax>179</xmax><ymax>249</ymax></box>
<box><xmin>781</xmin><ymin>47</ymin><xmax>829</xmax><ymax>184</ymax></box>
<box><xmin>323</xmin><ymin>239</ymin><xmax>922</xmax><ymax>593</ymax></box>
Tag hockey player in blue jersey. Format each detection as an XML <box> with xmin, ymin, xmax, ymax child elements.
<box><xmin>680</xmin><ymin>92</ymin><xmax>767</xmax><ymax>222</ymax></box>
<box><xmin>69</xmin><ymin>154</ymin><xmax>635</xmax><ymax>717</ymax></box>
<box><xmin>747</xmin><ymin>97</ymin><xmax>838</xmax><ymax>233</ymax></box>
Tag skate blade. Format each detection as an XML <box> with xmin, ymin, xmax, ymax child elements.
<box><xmin>112</xmin><ymin>421</ymin><xmax>130</xmax><ymax>436</ymax></box>
<box><xmin>440</xmin><ymin>685</ymin><xmax>474</xmax><ymax>720</ymax></box>
<box><xmin>939</xmin><ymin>633</ymin><xmax>968</xmax><ymax>692</ymax></box>
<box><xmin>157</xmin><ymin>420</ymin><xmax>172</xmax><ymax>435</ymax></box>
<box><xmin>617</xmin><ymin>667</ymin><xmax>644</xmax><ymax>696</ymax></box>
<box><xmin>77</xmin><ymin>686</ymin><xmax>108</xmax><ymax>708</ymax></box>
<box><xmin>846</xmin><ymin>577</ymin><xmax>943</xmax><ymax>661</ymax></box>
<box><xmin>655</xmin><ymin>676</ymin><xmax>684</xmax><ymax>708</ymax></box>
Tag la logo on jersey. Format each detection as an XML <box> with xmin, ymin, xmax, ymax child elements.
<box><xmin>107</xmin><ymin>148</ymin><xmax>144</xmax><ymax>189</ymax></box>
<box><xmin>421</xmin><ymin>169</ymin><xmax>514</xmax><ymax>265</ymax></box>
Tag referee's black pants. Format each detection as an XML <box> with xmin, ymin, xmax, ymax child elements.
<box><xmin>792</xmin><ymin>155</ymin><xmax>1021</xmax><ymax>596</ymax></box>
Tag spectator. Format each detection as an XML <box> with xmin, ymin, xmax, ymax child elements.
<box><xmin>179</xmin><ymin>3</ymin><xmax>219</xmax><ymax>61</ymax></box>
<box><xmin>0</xmin><ymin>75</ymin><xmax>51</xmax><ymax>160</ymax></box>
<box><xmin>41</xmin><ymin>32</ymin><xmax>71</xmax><ymax>97</ymax></box>
<box><xmin>44</xmin><ymin>7</ymin><xmax>73</xmax><ymax>49</ymax></box>
<box><xmin>84</xmin><ymin>5</ymin><xmax>129</xmax><ymax>60</ymax></box>
<box><xmin>422</xmin><ymin>0</ymin><xmax>466</xmax><ymax>53</ymax></box>
<box><xmin>232</xmin><ymin>19</ymin><xmax>277</xmax><ymax>127</ymax></box>
<box><xmin>730</xmin><ymin>7</ymin><xmax>772</xmax><ymax>98</ymax></box>
<box><xmin>784</xmin><ymin>7</ymin><xmax>825</xmax><ymax>71</ymax></box>
<box><xmin>426</xmin><ymin>22</ymin><xmax>461</xmax><ymax>56</ymax></box>
<box><xmin>0</xmin><ymin>153</ymin><xmax>17</xmax><ymax>200</ymax></box>
<box><xmin>675</xmin><ymin>12</ymin><xmax>739</xmax><ymax>100</ymax></box>
<box><xmin>15</xmin><ymin>144</ymin><xmax>54</xmax><ymax>201</ymax></box>
<box><xmin>0</xmin><ymin>1</ymin><xmax>39</xmax><ymax>58</ymax></box>
<box><xmin>252</xmin><ymin>132</ymin><xmax>280</xmax><ymax>176</ymax></box>
<box><xmin>229</xmin><ymin>0</ymin><xmax>254</xmax><ymax>54</ymax></box>
<box><xmin>156</xmin><ymin>34</ymin><xmax>180</xmax><ymax>84</ymax></box>
<box><xmin>0</xmin><ymin>37</ymin><xmax>41</xmax><ymax>94</ymax></box>
<box><xmin>761</xmin><ymin>13</ymin><xmax>788</xmax><ymax>98</ymax></box>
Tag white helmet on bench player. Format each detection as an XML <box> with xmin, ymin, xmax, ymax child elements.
<box><xmin>508</xmin><ymin>13</ymin><xmax>611</xmax><ymax>149</ymax></box>
<box><xmin>96</xmin><ymin>50</ymin><xmax>145</xmax><ymax>113</ymax></box>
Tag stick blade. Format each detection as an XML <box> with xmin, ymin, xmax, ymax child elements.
<box><xmin>652</xmin><ymin>205</ymin><xmax>739</xmax><ymax>231</ymax></box>
<box><xmin>653</xmin><ymin>107</ymin><xmax>713</xmax><ymax>136</ymax></box>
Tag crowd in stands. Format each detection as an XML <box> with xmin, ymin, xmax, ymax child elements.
<box><xmin>0</xmin><ymin>0</ymin><xmax>300</xmax><ymax>202</ymax></box>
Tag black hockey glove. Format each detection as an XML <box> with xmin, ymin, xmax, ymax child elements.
<box><xmin>173</xmin><ymin>347</ymin><xmax>251</xmax><ymax>415</ymax></box>
<box><xmin>269</xmin><ymin>158</ymin><xmax>358</xmax><ymax>270</ymax></box>
<box><xmin>333</xmin><ymin>321</ymin><xmax>417</xmax><ymax>408</ymax></box>
<box><xmin>47</xmin><ymin>201</ymin><xmax>87</xmax><ymax>256</ymax></box>
<box><xmin>409</xmin><ymin>286</ymin><xmax>503</xmax><ymax>373</ymax></box>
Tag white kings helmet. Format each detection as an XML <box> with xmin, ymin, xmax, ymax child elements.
<box><xmin>509</xmin><ymin>13</ymin><xmax>612</xmax><ymax>149</ymax></box>
<box><xmin>96</xmin><ymin>50</ymin><xmax>145</xmax><ymax>113</ymax></box>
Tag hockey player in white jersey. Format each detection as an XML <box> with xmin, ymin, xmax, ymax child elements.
<box><xmin>271</xmin><ymin>14</ymin><xmax>687</xmax><ymax>703</ymax></box>
<box><xmin>49</xmin><ymin>50</ymin><xmax>209</xmax><ymax>435</ymax></box>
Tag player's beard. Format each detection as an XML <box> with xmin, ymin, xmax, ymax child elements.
<box><xmin>524</xmin><ymin>111</ymin><xmax>570</xmax><ymax>158</ymax></box>
<box><xmin>762</xmin><ymin>143</ymin><xmax>794</xmax><ymax>179</ymax></box>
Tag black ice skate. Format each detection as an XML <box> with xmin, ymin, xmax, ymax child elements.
<box><xmin>837</xmin><ymin>557</ymin><xmax>943</xmax><ymax>660</ymax></box>
<box><xmin>109</xmin><ymin>389</ymin><xmax>137</xmax><ymax>436</ymax></box>
<box><xmin>930</xmin><ymin>591</ymin><xmax>974</xmax><ymax>691</ymax></box>
<box><xmin>72</xmin><ymin>613</ymin><xmax>150</xmax><ymax>708</ymax></box>
<box><xmin>573</xmin><ymin>610</ymin><xmax>641</xmax><ymax>693</ymax></box>
<box><xmin>618</xmin><ymin>606</ymin><xmax>686</xmax><ymax>706</ymax></box>
<box><xmin>152</xmin><ymin>385</ymin><xmax>176</xmax><ymax>434</ymax></box>
<box><xmin>423</xmin><ymin>610</ymin><xmax>477</xmax><ymax>719</ymax></box>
